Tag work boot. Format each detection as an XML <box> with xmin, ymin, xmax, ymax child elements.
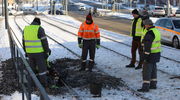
<box><xmin>87</xmin><ymin>61</ymin><xmax>94</xmax><ymax>72</ymax></box>
<box><xmin>137</xmin><ymin>83</ymin><xmax>149</xmax><ymax>92</ymax></box>
<box><xmin>135</xmin><ymin>64</ymin><xmax>142</xmax><ymax>70</ymax></box>
<box><xmin>150</xmin><ymin>81</ymin><xmax>157</xmax><ymax>89</ymax></box>
<box><xmin>79</xmin><ymin>62</ymin><xmax>86</xmax><ymax>71</ymax></box>
<box><xmin>126</xmin><ymin>63</ymin><xmax>135</xmax><ymax>68</ymax></box>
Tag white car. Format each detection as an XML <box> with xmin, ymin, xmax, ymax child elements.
<box><xmin>79</xmin><ymin>5</ymin><xmax>86</xmax><ymax>11</ymax></box>
<box><xmin>175</xmin><ymin>9</ymin><xmax>180</xmax><ymax>17</ymax></box>
<box><xmin>8</xmin><ymin>8</ymin><xmax>16</xmax><ymax>15</ymax></box>
<box><xmin>151</xmin><ymin>6</ymin><xmax>166</xmax><ymax>17</ymax></box>
<box><xmin>154</xmin><ymin>17</ymin><xmax>180</xmax><ymax>48</ymax></box>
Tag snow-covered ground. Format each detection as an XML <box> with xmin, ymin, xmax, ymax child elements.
<box><xmin>1</xmin><ymin>1</ymin><xmax>180</xmax><ymax>99</ymax></box>
<box><xmin>0</xmin><ymin>13</ymin><xmax>180</xmax><ymax>100</ymax></box>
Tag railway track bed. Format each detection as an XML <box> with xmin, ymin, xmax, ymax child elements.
<box><xmin>1</xmin><ymin>14</ymin><xmax>179</xmax><ymax>100</ymax></box>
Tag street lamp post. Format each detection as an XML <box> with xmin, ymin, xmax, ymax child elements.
<box><xmin>4</xmin><ymin>0</ymin><xmax>8</xmax><ymax>29</ymax></box>
<box><xmin>167</xmin><ymin>0</ymin><xmax>170</xmax><ymax>16</ymax></box>
<box><xmin>36</xmin><ymin>0</ymin><xmax>38</xmax><ymax>10</ymax></box>
<box><xmin>2</xmin><ymin>0</ymin><xmax>4</xmax><ymax>16</ymax></box>
<box><xmin>66</xmin><ymin>0</ymin><xmax>68</xmax><ymax>15</ymax></box>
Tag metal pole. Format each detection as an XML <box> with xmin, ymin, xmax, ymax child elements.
<box><xmin>130</xmin><ymin>0</ymin><xmax>132</xmax><ymax>8</ymax></box>
<box><xmin>66</xmin><ymin>0</ymin><xmax>68</xmax><ymax>15</ymax></box>
<box><xmin>36</xmin><ymin>0</ymin><xmax>38</xmax><ymax>10</ymax></box>
<box><xmin>179</xmin><ymin>0</ymin><xmax>180</xmax><ymax>9</ymax></box>
<box><xmin>112</xmin><ymin>0</ymin><xmax>115</xmax><ymax>12</ymax></box>
<box><xmin>4</xmin><ymin>0</ymin><xmax>8</xmax><ymax>29</ymax></box>
<box><xmin>167</xmin><ymin>0</ymin><xmax>170</xmax><ymax>16</ymax></box>
<box><xmin>144</xmin><ymin>0</ymin><xmax>146</xmax><ymax>6</ymax></box>
<box><xmin>106</xmin><ymin>0</ymin><xmax>108</xmax><ymax>10</ymax></box>
<box><xmin>155</xmin><ymin>0</ymin><xmax>156</xmax><ymax>6</ymax></box>
<box><xmin>50</xmin><ymin>0</ymin><xmax>53</xmax><ymax>15</ymax></box>
<box><xmin>2</xmin><ymin>0</ymin><xmax>4</xmax><ymax>16</ymax></box>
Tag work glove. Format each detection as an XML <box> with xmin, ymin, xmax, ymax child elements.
<box><xmin>78</xmin><ymin>44</ymin><xmax>83</xmax><ymax>48</ymax></box>
<box><xmin>44</xmin><ymin>52</ymin><xmax>50</xmax><ymax>59</ymax></box>
<box><xmin>48</xmin><ymin>49</ymin><xmax>51</xmax><ymax>55</ymax></box>
<box><xmin>25</xmin><ymin>53</ymin><xmax>28</xmax><ymax>57</ymax></box>
<box><xmin>96</xmin><ymin>45</ymin><xmax>100</xmax><ymax>49</ymax></box>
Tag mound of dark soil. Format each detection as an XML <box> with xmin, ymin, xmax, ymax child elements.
<box><xmin>0</xmin><ymin>59</ymin><xmax>20</xmax><ymax>95</ymax></box>
<box><xmin>0</xmin><ymin>58</ymin><xmax>125</xmax><ymax>95</ymax></box>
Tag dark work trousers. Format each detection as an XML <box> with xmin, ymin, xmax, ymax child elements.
<box><xmin>27</xmin><ymin>53</ymin><xmax>48</xmax><ymax>87</ymax></box>
<box><xmin>131</xmin><ymin>40</ymin><xmax>143</xmax><ymax>66</ymax></box>
<box><xmin>81</xmin><ymin>40</ymin><xmax>96</xmax><ymax>67</ymax></box>
<box><xmin>143</xmin><ymin>62</ymin><xmax>157</xmax><ymax>84</ymax></box>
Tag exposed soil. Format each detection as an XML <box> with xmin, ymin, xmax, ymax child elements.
<box><xmin>0</xmin><ymin>59</ymin><xmax>20</xmax><ymax>95</ymax></box>
<box><xmin>0</xmin><ymin>58</ymin><xmax>125</xmax><ymax>96</ymax></box>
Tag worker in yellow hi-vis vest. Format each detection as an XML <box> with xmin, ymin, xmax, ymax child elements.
<box><xmin>126</xmin><ymin>9</ymin><xmax>144</xmax><ymax>69</ymax></box>
<box><xmin>22</xmin><ymin>17</ymin><xmax>51</xmax><ymax>88</ymax></box>
<box><xmin>137</xmin><ymin>19</ymin><xmax>161</xmax><ymax>92</ymax></box>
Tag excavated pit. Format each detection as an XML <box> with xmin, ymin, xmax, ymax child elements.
<box><xmin>0</xmin><ymin>58</ymin><xmax>125</xmax><ymax>95</ymax></box>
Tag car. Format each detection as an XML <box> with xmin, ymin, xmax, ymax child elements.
<box><xmin>78</xmin><ymin>5</ymin><xmax>86</xmax><ymax>11</ymax></box>
<box><xmin>23</xmin><ymin>8</ymin><xmax>37</xmax><ymax>15</ymax></box>
<box><xmin>48</xmin><ymin>9</ymin><xmax>64</xmax><ymax>15</ymax></box>
<box><xmin>175</xmin><ymin>9</ymin><xmax>180</xmax><ymax>17</ymax></box>
<box><xmin>8</xmin><ymin>8</ymin><xmax>16</xmax><ymax>15</ymax></box>
<box><xmin>154</xmin><ymin>17</ymin><xmax>180</xmax><ymax>48</ymax></box>
<box><xmin>139</xmin><ymin>7</ymin><xmax>152</xmax><ymax>16</ymax></box>
<box><xmin>151</xmin><ymin>6</ymin><xmax>166</xmax><ymax>17</ymax></box>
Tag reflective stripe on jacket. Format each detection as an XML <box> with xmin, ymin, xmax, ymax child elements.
<box><xmin>24</xmin><ymin>25</ymin><xmax>44</xmax><ymax>53</ymax></box>
<box><xmin>150</xmin><ymin>28</ymin><xmax>161</xmax><ymax>53</ymax></box>
<box><xmin>78</xmin><ymin>22</ymin><xmax>100</xmax><ymax>40</ymax></box>
<box><xmin>130</xmin><ymin>18</ymin><xmax>143</xmax><ymax>36</ymax></box>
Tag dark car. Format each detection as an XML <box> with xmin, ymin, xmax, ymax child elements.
<box><xmin>23</xmin><ymin>8</ymin><xmax>37</xmax><ymax>15</ymax></box>
<box><xmin>175</xmin><ymin>9</ymin><xmax>180</xmax><ymax>17</ymax></box>
<box><xmin>48</xmin><ymin>9</ymin><xmax>64</xmax><ymax>15</ymax></box>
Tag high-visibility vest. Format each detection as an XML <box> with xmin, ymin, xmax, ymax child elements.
<box><xmin>24</xmin><ymin>25</ymin><xmax>44</xmax><ymax>53</ymax></box>
<box><xmin>78</xmin><ymin>22</ymin><xmax>100</xmax><ymax>40</ymax></box>
<box><xmin>149</xmin><ymin>28</ymin><xmax>161</xmax><ymax>53</ymax></box>
<box><xmin>141</xmin><ymin>28</ymin><xmax>148</xmax><ymax>42</ymax></box>
<box><xmin>130</xmin><ymin>18</ymin><xmax>143</xmax><ymax>36</ymax></box>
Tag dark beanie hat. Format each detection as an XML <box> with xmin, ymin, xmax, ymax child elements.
<box><xmin>86</xmin><ymin>13</ymin><xmax>93</xmax><ymax>21</ymax></box>
<box><xmin>132</xmin><ymin>9</ymin><xmax>139</xmax><ymax>15</ymax></box>
<box><xmin>33</xmin><ymin>17</ymin><xmax>41</xmax><ymax>25</ymax></box>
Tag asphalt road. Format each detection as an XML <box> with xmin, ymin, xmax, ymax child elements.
<box><xmin>68</xmin><ymin>1</ymin><xmax>132</xmax><ymax>36</ymax></box>
<box><xmin>69</xmin><ymin>10</ymin><xmax>131</xmax><ymax>35</ymax></box>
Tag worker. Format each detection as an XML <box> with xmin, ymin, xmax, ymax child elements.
<box><xmin>126</xmin><ymin>9</ymin><xmax>144</xmax><ymax>70</ymax></box>
<box><xmin>22</xmin><ymin>17</ymin><xmax>51</xmax><ymax>88</ymax></box>
<box><xmin>137</xmin><ymin>19</ymin><xmax>161</xmax><ymax>92</ymax></box>
<box><xmin>78</xmin><ymin>13</ymin><xmax>100</xmax><ymax>72</ymax></box>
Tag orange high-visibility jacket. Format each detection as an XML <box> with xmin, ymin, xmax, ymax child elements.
<box><xmin>78</xmin><ymin>22</ymin><xmax>100</xmax><ymax>40</ymax></box>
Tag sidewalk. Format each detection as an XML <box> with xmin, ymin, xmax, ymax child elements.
<box><xmin>0</xmin><ymin>17</ymin><xmax>11</xmax><ymax>61</ymax></box>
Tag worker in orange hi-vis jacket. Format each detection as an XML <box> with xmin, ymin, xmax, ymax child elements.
<box><xmin>77</xmin><ymin>13</ymin><xmax>100</xmax><ymax>72</ymax></box>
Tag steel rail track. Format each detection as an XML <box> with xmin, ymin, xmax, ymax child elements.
<box><xmin>21</xmin><ymin>15</ymin><xmax>153</xmax><ymax>100</ymax></box>
<box><xmin>23</xmin><ymin>15</ymin><xmax>180</xmax><ymax>100</ymax></box>
<box><xmin>28</xmin><ymin>15</ymin><xmax>180</xmax><ymax>77</ymax></box>
<box><xmin>32</xmin><ymin>15</ymin><xmax>180</xmax><ymax>65</ymax></box>
<box><xmin>14</xmin><ymin>14</ymin><xmax>82</xmax><ymax>100</ymax></box>
<box><xmin>41</xmin><ymin>14</ymin><xmax>180</xmax><ymax>50</ymax></box>
<box><xmin>40</xmin><ymin>15</ymin><xmax>180</xmax><ymax>63</ymax></box>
